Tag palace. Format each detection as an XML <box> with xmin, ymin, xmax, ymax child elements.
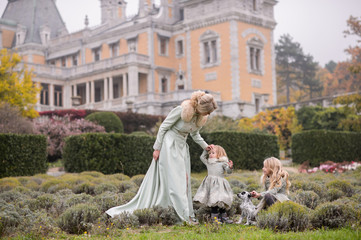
<box><xmin>0</xmin><ymin>0</ymin><xmax>277</xmax><ymax>118</ymax></box>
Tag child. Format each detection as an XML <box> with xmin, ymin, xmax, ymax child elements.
<box><xmin>251</xmin><ymin>157</ymin><xmax>291</xmax><ymax>214</ymax></box>
<box><xmin>193</xmin><ymin>145</ymin><xmax>234</xmax><ymax>223</ymax></box>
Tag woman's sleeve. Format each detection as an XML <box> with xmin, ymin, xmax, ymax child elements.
<box><xmin>260</xmin><ymin>178</ymin><xmax>286</xmax><ymax>197</ymax></box>
<box><xmin>153</xmin><ymin>106</ymin><xmax>182</xmax><ymax>150</ymax></box>
<box><xmin>190</xmin><ymin>129</ymin><xmax>208</xmax><ymax>149</ymax></box>
<box><xmin>200</xmin><ymin>150</ymin><xmax>208</xmax><ymax>165</ymax></box>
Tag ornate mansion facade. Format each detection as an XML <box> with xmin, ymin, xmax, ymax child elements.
<box><xmin>0</xmin><ymin>0</ymin><xmax>277</xmax><ymax>118</ymax></box>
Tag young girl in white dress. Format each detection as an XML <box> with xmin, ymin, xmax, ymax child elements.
<box><xmin>193</xmin><ymin>145</ymin><xmax>234</xmax><ymax>223</ymax></box>
<box><xmin>251</xmin><ymin>157</ymin><xmax>291</xmax><ymax>214</ymax></box>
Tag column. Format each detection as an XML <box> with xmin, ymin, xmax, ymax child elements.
<box><xmin>109</xmin><ymin>76</ymin><xmax>114</xmax><ymax>100</ymax></box>
<box><xmin>49</xmin><ymin>84</ymin><xmax>54</xmax><ymax>107</ymax></box>
<box><xmin>90</xmin><ymin>80</ymin><xmax>95</xmax><ymax>103</ymax></box>
<box><xmin>73</xmin><ymin>84</ymin><xmax>77</xmax><ymax>96</ymax></box>
<box><xmin>122</xmin><ymin>73</ymin><xmax>127</xmax><ymax>97</ymax></box>
<box><xmin>128</xmin><ymin>66</ymin><xmax>138</xmax><ymax>96</ymax></box>
<box><xmin>86</xmin><ymin>81</ymin><xmax>90</xmax><ymax>104</ymax></box>
<box><xmin>104</xmin><ymin>77</ymin><xmax>108</xmax><ymax>101</ymax></box>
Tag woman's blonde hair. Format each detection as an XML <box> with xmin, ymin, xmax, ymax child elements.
<box><xmin>191</xmin><ymin>91</ymin><xmax>218</xmax><ymax>114</ymax></box>
<box><xmin>181</xmin><ymin>90</ymin><xmax>217</xmax><ymax>127</ymax></box>
<box><xmin>261</xmin><ymin>157</ymin><xmax>291</xmax><ymax>193</ymax></box>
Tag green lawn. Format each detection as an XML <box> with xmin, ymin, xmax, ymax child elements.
<box><xmin>6</xmin><ymin>225</ymin><xmax>360</xmax><ymax>240</ymax></box>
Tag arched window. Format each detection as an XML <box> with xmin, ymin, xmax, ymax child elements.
<box><xmin>199</xmin><ymin>30</ymin><xmax>221</xmax><ymax>68</ymax></box>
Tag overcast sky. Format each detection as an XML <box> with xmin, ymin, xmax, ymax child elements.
<box><xmin>1</xmin><ymin>0</ymin><xmax>360</xmax><ymax>67</ymax></box>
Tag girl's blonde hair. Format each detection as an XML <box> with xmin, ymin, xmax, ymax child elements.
<box><xmin>261</xmin><ymin>157</ymin><xmax>291</xmax><ymax>193</ymax></box>
<box><xmin>210</xmin><ymin>145</ymin><xmax>227</xmax><ymax>159</ymax></box>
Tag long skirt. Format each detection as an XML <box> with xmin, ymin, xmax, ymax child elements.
<box><xmin>106</xmin><ymin>129</ymin><xmax>194</xmax><ymax>221</ymax></box>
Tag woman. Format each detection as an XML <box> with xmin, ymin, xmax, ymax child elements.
<box><xmin>106</xmin><ymin>90</ymin><xmax>218</xmax><ymax>223</ymax></box>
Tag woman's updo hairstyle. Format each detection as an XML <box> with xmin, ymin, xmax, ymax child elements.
<box><xmin>181</xmin><ymin>90</ymin><xmax>217</xmax><ymax>126</ymax></box>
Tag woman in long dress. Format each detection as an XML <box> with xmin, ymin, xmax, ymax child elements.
<box><xmin>106</xmin><ymin>91</ymin><xmax>218</xmax><ymax>223</ymax></box>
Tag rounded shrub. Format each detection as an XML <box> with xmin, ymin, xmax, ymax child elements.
<box><xmin>94</xmin><ymin>182</ymin><xmax>118</xmax><ymax>195</ymax></box>
<box><xmin>310</xmin><ymin>202</ymin><xmax>358</xmax><ymax>229</ymax></box>
<box><xmin>58</xmin><ymin>203</ymin><xmax>100</xmax><ymax>234</ymax></box>
<box><xmin>153</xmin><ymin>206</ymin><xmax>179</xmax><ymax>225</ymax></box>
<box><xmin>133</xmin><ymin>208</ymin><xmax>158</xmax><ymax>226</ymax></box>
<box><xmin>326</xmin><ymin>180</ymin><xmax>354</xmax><ymax>197</ymax></box>
<box><xmin>257</xmin><ymin>201</ymin><xmax>309</xmax><ymax>232</ymax></box>
<box><xmin>85</xmin><ymin>112</ymin><xmax>124</xmax><ymax>133</ymax></box>
<box><xmin>327</xmin><ymin>188</ymin><xmax>344</xmax><ymax>202</ymax></box>
<box><xmin>94</xmin><ymin>191</ymin><xmax>124</xmax><ymax>212</ymax></box>
<box><xmin>111</xmin><ymin>212</ymin><xmax>139</xmax><ymax>229</ymax></box>
<box><xmin>130</xmin><ymin>174</ymin><xmax>144</xmax><ymax>187</ymax></box>
<box><xmin>294</xmin><ymin>190</ymin><xmax>320</xmax><ymax>209</ymax></box>
<box><xmin>0</xmin><ymin>200</ymin><xmax>21</xmax><ymax>236</ymax></box>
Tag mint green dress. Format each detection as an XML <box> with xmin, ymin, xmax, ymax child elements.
<box><xmin>106</xmin><ymin>106</ymin><xmax>208</xmax><ymax>221</ymax></box>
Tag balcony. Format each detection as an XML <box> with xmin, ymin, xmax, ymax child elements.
<box><xmin>18</xmin><ymin>53</ymin><xmax>150</xmax><ymax>80</ymax></box>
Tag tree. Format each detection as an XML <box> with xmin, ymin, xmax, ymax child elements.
<box><xmin>325</xmin><ymin>60</ymin><xmax>337</xmax><ymax>73</ymax></box>
<box><xmin>300</xmin><ymin>54</ymin><xmax>323</xmax><ymax>99</ymax></box>
<box><xmin>333</xmin><ymin>93</ymin><xmax>361</xmax><ymax>132</ymax></box>
<box><xmin>238</xmin><ymin>107</ymin><xmax>302</xmax><ymax>150</ymax></box>
<box><xmin>0</xmin><ymin>49</ymin><xmax>40</xmax><ymax>118</ymax></box>
<box><xmin>344</xmin><ymin>15</ymin><xmax>361</xmax><ymax>75</ymax></box>
<box><xmin>275</xmin><ymin>34</ymin><xmax>304</xmax><ymax>103</ymax></box>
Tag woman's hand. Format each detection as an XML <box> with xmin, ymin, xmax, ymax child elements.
<box><xmin>205</xmin><ymin>144</ymin><xmax>215</xmax><ymax>151</ymax></box>
<box><xmin>251</xmin><ymin>191</ymin><xmax>260</xmax><ymax>198</ymax></box>
<box><xmin>153</xmin><ymin>150</ymin><xmax>160</xmax><ymax>161</ymax></box>
<box><xmin>228</xmin><ymin>160</ymin><xmax>233</xmax><ymax>169</ymax></box>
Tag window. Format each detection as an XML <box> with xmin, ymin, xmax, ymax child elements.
<box><xmin>54</xmin><ymin>85</ymin><xmax>63</xmax><ymax>107</ymax></box>
<box><xmin>177</xmin><ymin>40</ymin><xmax>183</xmax><ymax>56</ymax></box>
<box><xmin>159</xmin><ymin>36</ymin><xmax>169</xmax><ymax>56</ymax></box>
<box><xmin>255</xmin><ymin>97</ymin><xmax>260</xmax><ymax>113</ymax></box>
<box><xmin>110</xmin><ymin>43</ymin><xmax>119</xmax><ymax>57</ymax></box>
<box><xmin>40</xmin><ymin>83</ymin><xmax>49</xmax><ymax>105</ymax></box>
<box><xmin>72</xmin><ymin>55</ymin><xmax>78</xmax><ymax>66</ymax></box>
<box><xmin>180</xmin><ymin>8</ymin><xmax>184</xmax><ymax>21</ymax></box>
<box><xmin>161</xmin><ymin>77</ymin><xmax>168</xmax><ymax>93</ymax></box>
<box><xmin>61</xmin><ymin>57</ymin><xmax>66</xmax><ymax>67</ymax></box>
<box><xmin>253</xmin><ymin>0</ymin><xmax>257</xmax><ymax>11</ymax></box>
<box><xmin>93</xmin><ymin>47</ymin><xmax>101</xmax><ymax>61</ymax></box>
<box><xmin>127</xmin><ymin>38</ymin><xmax>137</xmax><ymax>52</ymax></box>
<box><xmin>247</xmin><ymin>37</ymin><xmax>264</xmax><ymax>75</ymax></box>
<box><xmin>200</xmin><ymin>30</ymin><xmax>220</xmax><ymax>68</ymax></box>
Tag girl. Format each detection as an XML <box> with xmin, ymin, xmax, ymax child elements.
<box><xmin>106</xmin><ymin>91</ymin><xmax>217</xmax><ymax>224</ymax></box>
<box><xmin>193</xmin><ymin>145</ymin><xmax>234</xmax><ymax>223</ymax></box>
<box><xmin>251</xmin><ymin>157</ymin><xmax>291</xmax><ymax>214</ymax></box>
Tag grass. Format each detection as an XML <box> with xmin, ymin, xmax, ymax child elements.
<box><xmin>5</xmin><ymin>225</ymin><xmax>360</xmax><ymax>240</ymax></box>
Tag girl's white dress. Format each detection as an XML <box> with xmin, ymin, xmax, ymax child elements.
<box><xmin>193</xmin><ymin>150</ymin><xmax>233</xmax><ymax>209</ymax></box>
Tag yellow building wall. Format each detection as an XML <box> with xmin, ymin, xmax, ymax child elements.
<box><xmin>119</xmin><ymin>39</ymin><xmax>127</xmax><ymax>55</ymax></box>
<box><xmin>190</xmin><ymin>22</ymin><xmax>233</xmax><ymax>101</ymax></box>
<box><xmin>32</xmin><ymin>54</ymin><xmax>45</xmax><ymax>64</ymax></box>
<box><xmin>102</xmin><ymin>43</ymin><xmax>110</xmax><ymax>59</ymax></box>
<box><xmin>2</xmin><ymin>29</ymin><xmax>15</xmax><ymax>48</ymax></box>
<box><xmin>137</xmin><ymin>32</ymin><xmax>148</xmax><ymax>55</ymax></box>
<box><xmin>238</xmin><ymin>23</ymin><xmax>273</xmax><ymax>103</ymax></box>
<box><xmin>85</xmin><ymin>48</ymin><xmax>92</xmax><ymax>64</ymax></box>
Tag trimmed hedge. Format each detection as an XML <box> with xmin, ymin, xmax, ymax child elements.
<box><xmin>63</xmin><ymin>133</ymin><xmax>154</xmax><ymax>176</ymax></box>
<box><xmin>0</xmin><ymin>134</ymin><xmax>47</xmax><ymax>178</ymax></box>
<box><xmin>189</xmin><ymin>132</ymin><xmax>279</xmax><ymax>171</ymax></box>
<box><xmin>63</xmin><ymin>132</ymin><xmax>278</xmax><ymax>176</ymax></box>
<box><xmin>292</xmin><ymin>130</ymin><xmax>361</xmax><ymax>166</ymax></box>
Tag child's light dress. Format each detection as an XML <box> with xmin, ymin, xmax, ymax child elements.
<box><xmin>193</xmin><ymin>150</ymin><xmax>233</xmax><ymax>209</ymax></box>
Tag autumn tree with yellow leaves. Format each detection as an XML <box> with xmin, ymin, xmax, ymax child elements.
<box><xmin>0</xmin><ymin>49</ymin><xmax>40</xmax><ymax>118</ymax></box>
<box><xmin>238</xmin><ymin>107</ymin><xmax>302</xmax><ymax>151</ymax></box>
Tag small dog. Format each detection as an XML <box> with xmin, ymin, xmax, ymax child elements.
<box><xmin>236</xmin><ymin>191</ymin><xmax>256</xmax><ymax>225</ymax></box>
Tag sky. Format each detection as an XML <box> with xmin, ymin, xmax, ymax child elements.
<box><xmin>0</xmin><ymin>0</ymin><xmax>360</xmax><ymax>67</ymax></box>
